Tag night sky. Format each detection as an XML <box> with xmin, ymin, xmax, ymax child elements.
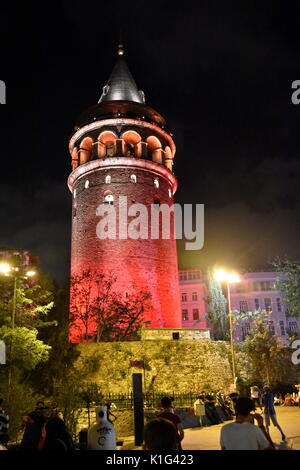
<box><xmin>0</xmin><ymin>0</ymin><xmax>299</xmax><ymax>283</ymax></box>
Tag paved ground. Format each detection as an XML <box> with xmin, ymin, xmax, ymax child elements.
<box><xmin>182</xmin><ymin>407</ymin><xmax>300</xmax><ymax>450</ymax></box>
<box><xmin>122</xmin><ymin>407</ymin><xmax>300</xmax><ymax>450</ymax></box>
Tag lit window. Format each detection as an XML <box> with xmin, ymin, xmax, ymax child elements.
<box><xmin>182</xmin><ymin>310</ymin><xmax>188</xmax><ymax>321</ymax></box>
<box><xmin>73</xmin><ymin>189</ymin><xmax>76</xmax><ymax>199</ymax></box>
<box><xmin>288</xmin><ymin>321</ymin><xmax>298</xmax><ymax>331</ymax></box>
<box><xmin>131</xmin><ymin>174</ymin><xmax>137</xmax><ymax>183</ymax></box>
<box><xmin>268</xmin><ymin>321</ymin><xmax>275</xmax><ymax>335</ymax></box>
<box><xmin>105</xmin><ymin>175</ymin><xmax>111</xmax><ymax>184</ymax></box>
<box><xmin>241</xmin><ymin>323</ymin><xmax>251</xmax><ymax>340</ymax></box>
<box><xmin>154</xmin><ymin>179</ymin><xmax>159</xmax><ymax>188</ymax></box>
<box><xmin>85</xmin><ymin>180</ymin><xmax>89</xmax><ymax>189</ymax></box>
<box><xmin>240</xmin><ymin>300</ymin><xmax>248</xmax><ymax>313</ymax></box>
<box><xmin>193</xmin><ymin>309</ymin><xmax>199</xmax><ymax>320</ymax></box>
<box><xmin>104</xmin><ymin>194</ymin><xmax>114</xmax><ymax>205</ymax></box>
<box><xmin>264</xmin><ymin>298</ymin><xmax>272</xmax><ymax>312</ymax></box>
<box><xmin>168</xmin><ymin>188</ymin><xmax>172</xmax><ymax>198</ymax></box>
<box><xmin>276</xmin><ymin>298</ymin><xmax>282</xmax><ymax>312</ymax></box>
<box><xmin>253</xmin><ymin>282</ymin><xmax>259</xmax><ymax>291</ymax></box>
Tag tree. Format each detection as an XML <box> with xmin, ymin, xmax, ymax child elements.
<box><xmin>204</xmin><ymin>271</ymin><xmax>229</xmax><ymax>340</ymax></box>
<box><xmin>272</xmin><ymin>257</ymin><xmax>300</xmax><ymax>318</ymax></box>
<box><xmin>242</xmin><ymin>311</ymin><xmax>294</xmax><ymax>387</ymax></box>
<box><xmin>28</xmin><ymin>282</ymin><xmax>80</xmax><ymax>395</ymax></box>
<box><xmin>70</xmin><ymin>270</ymin><xmax>152</xmax><ymax>342</ymax></box>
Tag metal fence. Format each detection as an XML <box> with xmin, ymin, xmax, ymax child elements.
<box><xmin>102</xmin><ymin>392</ymin><xmax>199</xmax><ymax>409</ymax></box>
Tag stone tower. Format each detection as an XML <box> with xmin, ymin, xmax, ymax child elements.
<box><xmin>68</xmin><ymin>45</ymin><xmax>181</xmax><ymax>342</ymax></box>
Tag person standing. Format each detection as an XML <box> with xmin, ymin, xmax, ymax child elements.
<box><xmin>250</xmin><ymin>385</ymin><xmax>262</xmax><ymax>410</ymax></box>
<box><xmin>157</xmin><ymin>397</ymin><xmax>184</xmax><ymax>450</ymax></box>
<box><xmin>0</xmin><ymin>398</ymin><xmax>9</xmax><ymax>447</ymax></box>
<box><xmin>21</xmin><ymin>401</ymin><xmax>47</xmax><ymax>450</ymax></box>
<box><xmin>262</xmin><ymin>386</ymin><xmax>286</xmax><ymax>441</ymax></box>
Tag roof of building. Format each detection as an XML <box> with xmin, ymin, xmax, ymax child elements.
<box><xmin>98</xmin><ymin>52</ymin><xmax>145</xmax><ymax>104</ymax></box>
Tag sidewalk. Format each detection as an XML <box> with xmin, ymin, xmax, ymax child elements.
<box><xmin>120</xmin><ymin>407</ymin><xmax>300</xmax><ymax>450</ymax></box>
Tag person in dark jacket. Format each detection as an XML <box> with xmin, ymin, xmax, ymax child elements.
<box><xmin>21</xmin><ymin>401</ymin><xmax>47</xmax><ymax>450</ymax></box>
<box><xmin>42</xmin><ymin>417</ymin><xmax>75</xmax><ymax>450</ymax></box>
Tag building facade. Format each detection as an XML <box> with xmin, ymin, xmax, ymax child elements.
<box><xmin>179</xmin><ymin>269</ymin><xmax>299</xmax><ymax>341</ymax></box>
<box><xmin>230</xmin><ymin>271</ymin><xmax>299</xmax><ymax>342</ymax></box>
<box><xmin>179</xmin><ymin>269</ymin><xmax>210</xmax><ymax>329</ymax></box>
<box><xmin>68</xmin><ymin>46</ymin><xmax>181</xmax><ymax>342</ymax></box>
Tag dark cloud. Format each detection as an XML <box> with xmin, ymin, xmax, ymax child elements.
<box><xmin>0</xmin><ymin>0</ymin><xmax>300</xmax><ymax>282</ymax></box>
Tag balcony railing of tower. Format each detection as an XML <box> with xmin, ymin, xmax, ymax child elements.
<box><xmin>73</xmin><ymin>111</ymin><xmax>170</xmax><ymax>135</ymax></box>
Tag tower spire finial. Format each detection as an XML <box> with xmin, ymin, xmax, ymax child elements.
<box><xmin>118</xmin><ymin>29</ymin><xmax>124</xmax><ymax>56</ymax></box>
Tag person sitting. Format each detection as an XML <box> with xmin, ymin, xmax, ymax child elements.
<box><xmin>220</xmin><ymin>397</ymin><xmax>274</xmax><ymax>450</ymax></box>
<box><xmin>156</xmin><ymin>397</ymin><xmax>184</xmax><ymax>450</ymax></box>
<box><xmin>283</xmin><ymin>394</ymin><xmax>294</xmax><ymax>406</ymax></box>
<box><xmin>21</xmin><ymin>401</ymin><xmax>47</xmax><ymax>450</ymax></box>
<box><xmin>143</xmin><ymin>418</ymin><xmax>179</xmax><ymax>450</ymax></box>
<box><xmin>41</xmin><ymin>416</ymin><xmax>75</xmax><ymax>450</ymax></box>
<box><xmin>204</xmin><ymin>394</ymin><xmax>223</xmax><ymax>425</ymax></box>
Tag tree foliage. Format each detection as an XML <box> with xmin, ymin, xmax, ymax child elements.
<box><xmin>242</xmin><ymin>311</ymin><xmax>294</xmax><ymax>387</ymax></box>
<box><xmin>273</xmin><ymin>257</ymin><xmax>300</xmax><ymax>318</ymax></box>
<box><xmin>70</xmin><ymin>270</ymin><xmax>152</xmax><ymax>342</ymax></box>
<box><xmin>0</xmin><ymin>326</ymin><xmax>50</xmax><ymax>370</ymax></box>
<box><xmin>204</xmin><ymin>272</ymin><xmax>229</xmax><ymax>340</ymax></box>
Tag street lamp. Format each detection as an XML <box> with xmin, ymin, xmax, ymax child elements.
<box><xmin>214</xmin><ymin>269</ymin><xmax>240</xmax><ymax>388</ymax></box>
<box><xmin>0</xmin><ymin>263</ymin><xmax>37</xmax><ymax>328</ymax></box>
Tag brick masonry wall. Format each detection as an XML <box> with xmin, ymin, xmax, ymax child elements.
<box><xmin>70</xmin><ymin>163</ymin><xmax>181</xmax><ymax>339</ymax></box>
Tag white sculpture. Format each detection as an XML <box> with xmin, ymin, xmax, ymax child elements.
<box><xmin>87</xmin><ymin>406</ymin><xmax>116</xmax><ymax>450</ymax></box>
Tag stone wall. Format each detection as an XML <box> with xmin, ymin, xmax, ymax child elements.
<box><xmin>141</xmin><ymin>328</ymin><xmax>210</xmax><ymax>341</ymax></box>
<box><xmin>74</xmin><ymin>339</ymin><xmax>232</xmax><ymax>394</ymax></box>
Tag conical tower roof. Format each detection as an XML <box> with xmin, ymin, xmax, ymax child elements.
<box><xmin>98</xmin><ymin>53</ymin><xmax>145</xmax><ymax>104</ymax></box>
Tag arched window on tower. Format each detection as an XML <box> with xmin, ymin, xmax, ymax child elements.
<box><xmin>98</xmin><ymin>131</ymin><xmax>117</xmax><ymax>158</ymax></box>
<box><xmin>79</xmin><ymin>137</ymin><xmax>93</xmax><ymax>164</ymax></box>
<box><xmin>164</xmin><ymin>146</ymin><xmax>173</xmax><ymax>171</ymax></box>
<box><xmin>85</xmin><ymin>180</ymin><xmax>90</xmax><ymax>189</ymax></box>
<box><xmin>154</xmin><ymin>179</ymin><xmax>159</xmax><ymax>188</ymax></box>
<box><xmin>105</xmin><ymin>175</ymin><xmax>111</xmax><ymax>184</ymax></box>
<box><xmin>131</xmin><ymin>174</ymin><xmax>137</xmax><ymax>183</ymax></box>
<box><xmin>146</xmin><ymin>136</ymin><xmax>162</xmax><ymax>164</ymax></box>
<box><xmin>122</xmin><ymin>131</ymin><xmax>142</xmax><ymax>157</ymax></box>
<box><xmin>104</xmin><ymin>194</ymin><xmax>114</xmax><ymax>205</ymax></box>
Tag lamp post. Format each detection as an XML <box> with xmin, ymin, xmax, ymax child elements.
<box><xmin>214</xmin><ymin>269</ymin><xmax>240</xmax><ymax>388</ymax></box>
<box><xmin>0</xmin><ymin>263</ymin><xmax>37</xmax><ymax>389</ymax></box>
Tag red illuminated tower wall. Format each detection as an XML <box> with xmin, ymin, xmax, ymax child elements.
<box><xmin>68</xmin><ymin>54</ymin><xmax>181</xmax><ymax>342</ymax></box>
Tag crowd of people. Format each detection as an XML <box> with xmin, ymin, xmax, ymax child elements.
<box><xmin>0</xmin><ymin>400</ymin><xmax>75</xmax><ymax>451</ymax></box>
<box><xmin>0</xmin><ymin>384</ymin><xmax>298</xmax><ymax>451</ymax></box>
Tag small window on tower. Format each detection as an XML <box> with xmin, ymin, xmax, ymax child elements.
<box><xmin>105</xmin><ymin>175</ymin><xmax>111</xmax><ymax>184</ymax></box>
<box><xmin>104</xmin><ymin>194</ymin><xmax>114</xmax><ymax>205</ymax></box>
<box><xmin>168</xmin><ymin>188</ymin><xmax>172</xmax><ymax>198</ymax></box>
<box><xmin>154</xmin><ymin>179</ymin><xmax>159</xmax><ymax>188</ymax></box>
<box><xmin>85</xmin><ymin>180</ymin><xmax>89</xmax><ymax>189</ymax></box>
<box><xmin>153</xmin><ymin>196</ymin><xmax>161</xmax><ymax>211</ymax></box>
<box><xmin>131</xmin><ymin>174</ymin><xmax>137</xmax><ymax>183</ymax></box>
<box><xmin>73</xmin><ymin>189</ymin><xmax>77</xmax><ymax>199</ymax></box>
